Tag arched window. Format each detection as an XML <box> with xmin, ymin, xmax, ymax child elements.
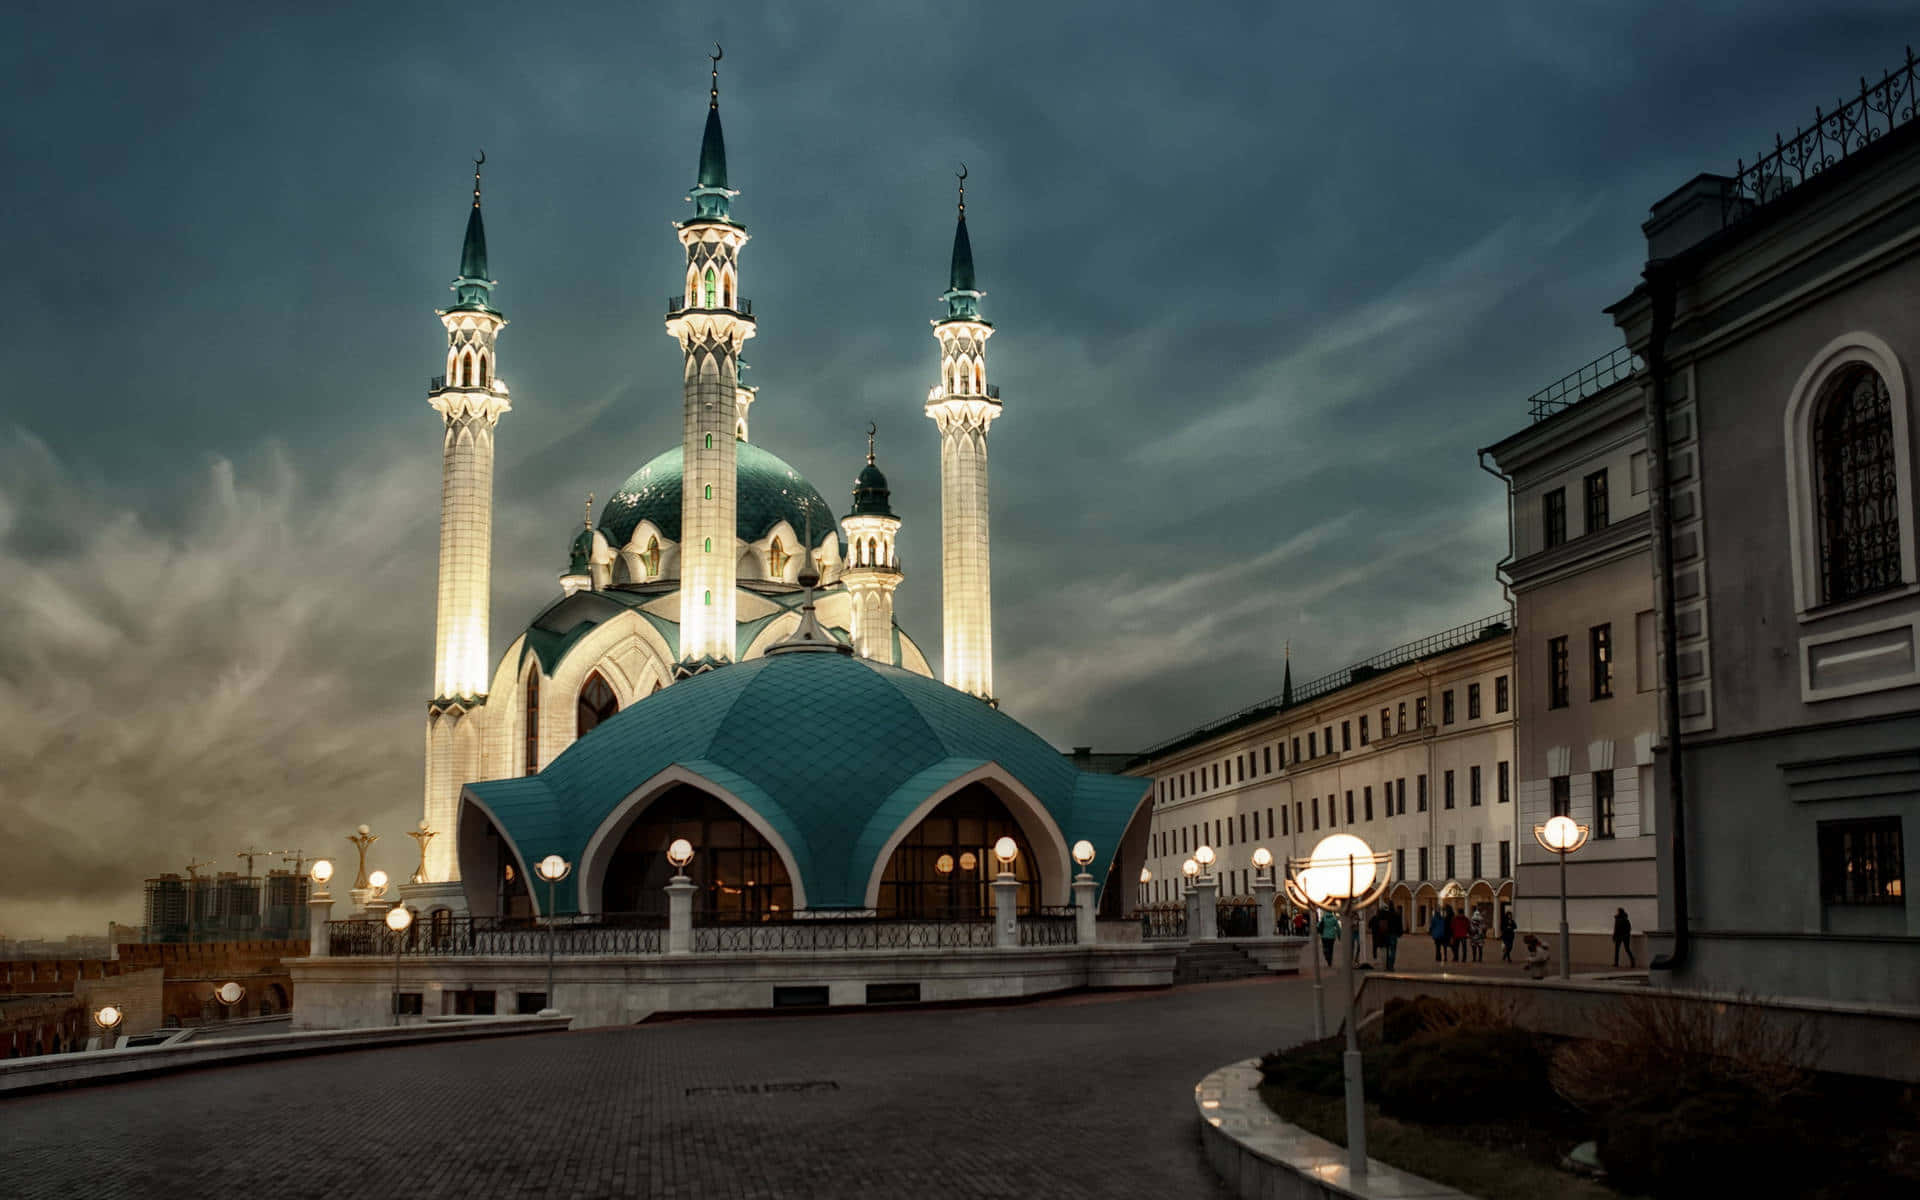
<box><xmin>703</xmin><ymin>268</ymin><xmax>717</xmax><ymax>308</ymax></box>
<box><xmin>523</xmin><ymin>674</ymin><xmax>540</xmax><ymax>776</ymax></box>
<box><xmin>704</xmin><ymin>589</ymin><xmax>712</xmax><ymax>605</ymax></box>
<box><xmin>868</xmin><ymin>538</ymin><xmax>879</xmax><ymax>567</ymax></box>
<box><xmin>704</xmin><ymin>536</ymin><xmax>712</xmax><ymax>553</ymax></box>
<box><xmin>1814</xmin><ymin>366</ymin><xmax>1902</xmax><ymax>604</ymax></box>
<box><xmin>643</xmin><ymin>535</ymin><xmax>661</xmax><ymax>578</ymax></box>
<box><xmin>576</xmin><ymin>672</ymin><xmax>619</xmax><ymax>739</ymax></box>
<box><xmin>705</xmin><ymin>483</ymin><xmax>714</xmax><ymax>500</ymax></box>
<box><xmin>722</xmin><ymin>268</ymin><xmax>735</xmax><ymax>309</ymax></box>
<box><xmin>974</xmin><ymin>362</ymin><xmax>984</xmax><ymax>394</ymax></box>
<box><xmin>768</xmin><ymin>536</ymin><xmax>789</xmax><ymax>578</ymax></box>
<box><xmin>478</xmin><ymin>351</ymin><xmax>490</xmax><ymax>386</ymax></box>
<box><xmin>705</xmin><ymin>433</ymin><xmax>713</xmax><ymax>450</ymax></box>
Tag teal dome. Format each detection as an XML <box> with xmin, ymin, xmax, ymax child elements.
<box><xmin>848</xmin><ymin>460</ymin><xmax>895</xmax><ymax>519</ymax></box>
<box><xmin>599</xmin><ymin>442</ymin><xmax>839</xmax><ymax>550</ymax></box>
<box><xmin>567</xmin><ymin>526</ymin><xmax>593</xmax><ymax>575</ymax></box>
<box><xmin>464</xmin><ymin>654</ymin><xmax>1148</xmax><ymax>913</ymax></box>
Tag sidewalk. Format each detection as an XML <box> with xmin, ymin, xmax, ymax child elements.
<box><xmin>1329</xmin><ymin>945</ymin><xmax>1648</xmax><ymax>984</ymax></box>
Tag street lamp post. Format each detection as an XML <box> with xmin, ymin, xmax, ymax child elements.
<box><xmin>1137</xmin><ymin>866</ymin><xmax>1152</xmax><ymax>913</ymax></box>
<box><xmin>534</xmin><ymin>854</ymin><xmax>573</xmax><ymax>1015</ymax></box>
<box><xmin>93</xmin><ymin>1004</ymin><xmax>123</xmax><ymax>1051</ymax></box>
<box><xmin>1070</xmin><ymin>840</ymin><xmax>1098</xmax><ymax>944</ymax></box>
<box><xmin>1533</xmin><ymin>815</ymin><xmax>1592</xmax><ymax>980</ymax></box>
<box><xmin>385</xmin><ymin>903</ymin><xmax>413</xmax><ymax>1026</ymax></box>
<box><xmin>1286</xmin><ymin>834</ymin><xmax>1393</xmax><ymax>1179</ymax></box>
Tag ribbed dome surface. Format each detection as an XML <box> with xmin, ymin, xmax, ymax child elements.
<box><xmin>465</xmin><ymin>654</ymin><xmax>1148</xmax><ymax>912</ymax></box>
<box><xmin>598</xmin><ymin>442</ymin><xmax>839</xmax><ymax>550</ymax></box>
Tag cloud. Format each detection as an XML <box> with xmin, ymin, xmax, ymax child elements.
<box><xmin>0</xmin><ymin>431</ymin><xmax>435</xmax><ymax>936</ymax></box>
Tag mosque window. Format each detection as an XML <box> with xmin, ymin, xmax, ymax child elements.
<box><xmin>523</xmin><ymin>675</ymin><xmax>540</xmax><ymax>776</ymax></box>
<box><xmin>576</xmin><ymin>673</ymin><xmax>619</xmax><ymax>740</ymax></box>
<box><xmin>706</xmin><ymin>433</ymin><xmax>713</xmax><ymax>449</ymax></box>
<box><xmin>643</xmin><ymin>536</ymin><xmax>661</xmax><ymax>578</ymax></box>
<box><xmin>705</xmin><ymin>484</ymin><xmax>713</xmax><ymax>500</ymax></box>
<box><xmin>704</xmin><ymin>589</ymin><xmax>712</xmax><ymax>606</ymax></box>
<box><xmin>478</xmin><ymin>352</ymin><xmax>489</xmax><ymax>386</ymax></box>
<box><xmin>704</xmin><ymin>537</ymin><xmax>713</xmax><ymax>553</ymax></box>
<box><xmin>768</xmin><ymin>536</ymin><xmax>789</xmax><ymax>578</ymax></box>
<box><xmin>703</xmin><ymin>268</ymin><xmax>717</xmax><ymax>308</ymax></box>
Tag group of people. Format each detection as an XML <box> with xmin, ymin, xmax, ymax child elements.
<box><xmin>1284</xmin><ymin>902</ymin><xmax>1637</xmax><ymax>978</ymax></box>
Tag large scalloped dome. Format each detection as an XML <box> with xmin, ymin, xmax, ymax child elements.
<box><xmin>464</xmin><ymin>653</ymin><xmax>1150</xmax><ymax>912</ymax></box>
<box><xmin>599</xmin><ymin>442</ymin><xmax>839</xmax><ymax>549</ymax></box>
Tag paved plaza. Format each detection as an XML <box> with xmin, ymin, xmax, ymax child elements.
<box><xmin>3</xmin><ymin>977</ymin><xmax>1323</xmax><ymax>1199</ymax></box>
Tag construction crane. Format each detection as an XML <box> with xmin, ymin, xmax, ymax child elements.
<box><xmin>236</xmin><ymin>847</ymin><xmax>273</xmax><ymax>878</ymax></box>
<box><xmin>184</xmin><ymin>859</ymin><xmax>213</xmax><ymax>945</ymax></box>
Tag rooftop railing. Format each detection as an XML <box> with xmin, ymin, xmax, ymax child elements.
<box><xmin>1730</xmin><ymin>46</ymin><xmax>1919</xmax><ymax>219</ymax></box>
<box><xmin>1526</xmin><ymin>347</ymin><xmax>1642</xmax><ymax>423</ymax></box>
<box><xmin>1135</xmin><ymin>610</ymin><xmax>1513</xmax><ymax>762</ymax></box>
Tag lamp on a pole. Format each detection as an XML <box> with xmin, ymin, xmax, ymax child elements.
<box><xmin>1285</xmin><ymin>834</ymin><xmax>1393</xmax><ymax>1179</ymax></box>
<box><xmin>1533</xmin><ymin>815</ymin><xmax>1591</xmax><ymax>980</ymax></box>
<box><xmin>1137</xmin><ymin>866</ymin><xmax>1152</xmax><ymax>911</ymax></box>
<box><xmin>1194</xmin><ymin>844</ymin><xmax>1216</xmax><ymax>875</ymax></box>
<box><xmin>534</xmin><ymin>854</ymin><xmax>572</xmax><ymax>1016</ymax></box>
<box><xmin>93</xmin><ymin>1004</ymin><xmax>123</xmax><ymax>1051</ymax></box>
<box><xmin>385</xmin><ymin>903</ymin><xmax>413</xmax><ymax>1026</ymax></box>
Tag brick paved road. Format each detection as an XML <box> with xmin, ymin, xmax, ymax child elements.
<box><xmin>1</xmin><ymin>976</ymin><xmax>1320</xmax><ymax>1200</ymax></box>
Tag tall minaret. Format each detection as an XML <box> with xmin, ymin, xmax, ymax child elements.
<box><xmin>925</xmin><ymin>168</ymin><xmax>999</xmax><ymax>700</ymax></box>
<box><xmin>841</xmin><ymin>424</ymin><xmax>904</xmax><ymax>661</ymax></box>
<box><xmin>666</xmin><ymin>46</ymin><xmax>756</xmax><ymax>672</ymax></box>
<box><xmin>422</xmin><ymin>154</ymin><xmax>510</xmax><ymax>885</ymax></box>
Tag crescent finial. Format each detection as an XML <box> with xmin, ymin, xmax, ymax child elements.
<box><xmin>711</xmin><ymin>42</ymin><xmax>723</xmax><ymax>63</ymax></box>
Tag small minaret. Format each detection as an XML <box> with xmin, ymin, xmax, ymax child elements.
<box><xmin>924</xmin><ymin>167</ymin><xmax>999</xmax><ymax>700</ymax></box>
<box><xmin>841</xmin><ymin>424</ymin><xmax>904</xmax><ymax>661</ymax></box>
<box><xmin>665</xmin><ymin>45</ymin><xmax>756</xmax><ymax>672</ymax></box>
<box><xmin>423</xmin><ymin>153</ymin><xmax>510</xmax><ymax>885</ymax></box>
<box><xmin>560</xmin><ymin>493</ymin><xmax>594</xmax><ymax>597</ymax></box>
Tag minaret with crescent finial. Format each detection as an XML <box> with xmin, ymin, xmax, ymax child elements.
<box><xmin>666</xmin><ymin>44</ymin><xmax>756</xmax><ymax>672</ymax></box>
<box><xmin>841</xmin><ymin>423</ymin><xmax>905</xmax><ymax>661</ymax></box>
<box><xmin>925</xmin><ymin>166</ymin><xmax>999</xmax><ymax>700</ymax></box>
<box><xmin>422</xmin><ymin>151</ymin><xmax>510</xmax><ymax>886</ymax></box>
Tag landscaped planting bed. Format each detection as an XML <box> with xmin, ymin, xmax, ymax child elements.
<box><xmin>1257</xmin><ymin>993</ymin><xmax>1919</xmax><ymax>1200</ymax></box>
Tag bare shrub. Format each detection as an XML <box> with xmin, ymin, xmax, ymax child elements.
<box><xmin>1443</xmin><ymin>990</ymin><xmax>1528</xmax><ymax>1033</ymax></box>
<box><xmin>1550</xmin><ymin>992</ymin><xmax>1824</xmax><ymax>1114</ymax></box>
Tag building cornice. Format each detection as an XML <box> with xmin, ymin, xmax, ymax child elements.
<box><xmin>1507</xmin><ymin>510</ymin><xmax>1654</xmax><ymax>591</ymax></box>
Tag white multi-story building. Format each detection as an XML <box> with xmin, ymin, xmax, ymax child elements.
<box><xmin>1484</xmin><ymin>360</ymin><xmax>1662</xmax><ymax>961</ymax></box>
<box><xmin>1130</xmin><ymin>617</ymin><xmax>1516</xmax><ymax>930</ymax></box>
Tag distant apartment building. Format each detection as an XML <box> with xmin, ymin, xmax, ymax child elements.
<box><xmin>1130</xmin><ymin>616</ymin><xmax>1515</xmax><ymax>929</ymax></box>
<box><xmin>1484</xmin><ymin>358</ymin><xmax>1662</xmax><ymax>958</ymax></box>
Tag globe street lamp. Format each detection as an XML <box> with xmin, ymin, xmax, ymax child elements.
<box><xmin>385</xmin><ymin>903</ymin><xmax>413</xmax><ymax>1026</ymax></box>
<box><xmin>664</xmin><ymin>839</ymin><xmax>696</xmax><ymax>956</ymax></box>
<box><xmin>213</xmin><ymin>981</ymin><xmax>246</xmax><ymax>1019</ymax></box>
<box><xmin>993</xmin><ymin>836</ymin><xmax>1019</xmax><ymax>873</ymax></box>
<box><xmin>1138</xmin><ymin>866</ymin><xmax>1152</xmax><ymax>911</ymax></box>
<box><xmin>533</xmin><ymin>854</ymin><xmax>573</xmax><ymax>1015</ymax></box>
<box><xmin>1533</xmin><ymin>814</ymin><xmax>1591</xmax><ymax>980</ymax></box>
<box><xmin>93</xmin><ymin>1004</ymin><xmax>122</xmax><ymax>1051</ymax></box>
<box><xmin>1194</xmin><ymin>844</ymin><xmax>1216</xmax><ymax>875</ymax></box>
<box><xmin>1286</xmin><ymin>834</ymin><xmax>1393</xmax><ymax>1179</ymax></box>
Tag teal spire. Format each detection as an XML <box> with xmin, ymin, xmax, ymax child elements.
<box><xmin>848</xmin><ymin>423</ymin><xmax>897</xmax><ymax>519</ymax></box>
<box><xmin>568</xmin><ymin>494</ymin><xmax>595</xmax><ymax>576</ymax></box>
<box><xmin>939</xmin><ymin>165</ymin><xmax>984</xmax><ymax>322</ymax></box>
<box><xmin>688</xmin><ymin>44</ymin><xmax>738</xmax><ymax>224</ymax></box>
<box><xmin>449</xmin><ymin>151</ymin><xmax>498</xmax><ymax>313</ymax></box>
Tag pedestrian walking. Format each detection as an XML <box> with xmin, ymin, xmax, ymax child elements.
<box><xmin>1469</xmin><ymin>910</ymin><xmax>1486</xmax><ymax>962</ymax></box>
<box><xmin>1612</xmin><ymin>907</ymin><xmax>1635</xmax><ymax>967</ymax></box>
<box><xmin>1383</xmin><ymin>904</ymin><xmax>1403</xmax><ymax>971</ymax></box>
<box><xmin>1319</xmin><ymin>909</ymin><xmax>1340</xmax><ymax>966</ymax></box>
<box><xmin>1500</xmin><ymin>910</ymin><xmax>1517</xmax><ymax>962</ymax></box>
<box><xmin>1429</xmin><ymin>907</ymin><xmax>1449</xmax><ymax>962</ymax></box>
<box><xmin>1449</xmin><ymin>909</ymin><xmax>1470</xmax><ymax>961</ymax></box>
<box><xmin>1368</xmin><ymin>909</ymin><xmax>1390</xmax><ymax>961</ymax></box>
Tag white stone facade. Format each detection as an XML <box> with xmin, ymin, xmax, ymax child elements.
<box><xmin>1132</xmin><ymin>628</ymin><xmax>1516</xmax><ymax>927</ymax></box>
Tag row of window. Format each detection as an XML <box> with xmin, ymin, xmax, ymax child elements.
<box><xmin>1546</xmin><ymin>772</ymin><xmax>1618</xmax><ymax>838</ymax></box>
<box><xmin>523</xmin><ymin>671</ymin><xmax>625</xmax><ymax>775</ymax></box>
<box><xmin>1156</xmin><ymin>677</ymin><xmax>1510</xmax><ymax>804</ymax></box>
<box><xmin>1546</xmin><ymin>623</ymin><xmax>1616</xmax><ymax>709</ymax></box>
<box><xmin>1145</xmin><ymin>839</ymin><xmax>1515</xmax><ymax>903</ymax></box>
<box><xmin>1542</xmin><ymin>465</ymin><xmax>1617</xmax><ymax>550</ymax></box>
<box><xmin>1152</xmin><ymin>766</ymin><xmax>1513</xmax><ymax>861</ymax></box>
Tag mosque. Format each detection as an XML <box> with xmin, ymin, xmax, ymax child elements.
<box><xmin>404</xmin><ymin>54</ymin><xmax>1150</xmax><ymax>926</ymax></box>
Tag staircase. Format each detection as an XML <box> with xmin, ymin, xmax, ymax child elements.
<box><xmin>1172</xmin><ymin>941</ymin><xmax>1267</xmax><ymax>985</ymax></box>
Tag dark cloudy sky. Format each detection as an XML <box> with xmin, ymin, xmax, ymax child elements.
<box><xmin>2</xmin><ymin>2</ymin><xmax>1910</xmax><ymax>936</ymax></box>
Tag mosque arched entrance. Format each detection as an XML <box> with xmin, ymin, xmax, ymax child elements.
<box><xmin>599</xmin><ymin>785</ymin><xmax>794</xmax><ymax>919</ymax></box>
<box><xmin>875</xmin><ymin>784</ymin><xmax>1041</xmax><ymax>917</ymax></box>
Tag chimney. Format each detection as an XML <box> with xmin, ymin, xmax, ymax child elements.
<box><xmin>1643</xmin><ymin>173</ymin><xmax>1754</xmax><ymax>260</ymax></box>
